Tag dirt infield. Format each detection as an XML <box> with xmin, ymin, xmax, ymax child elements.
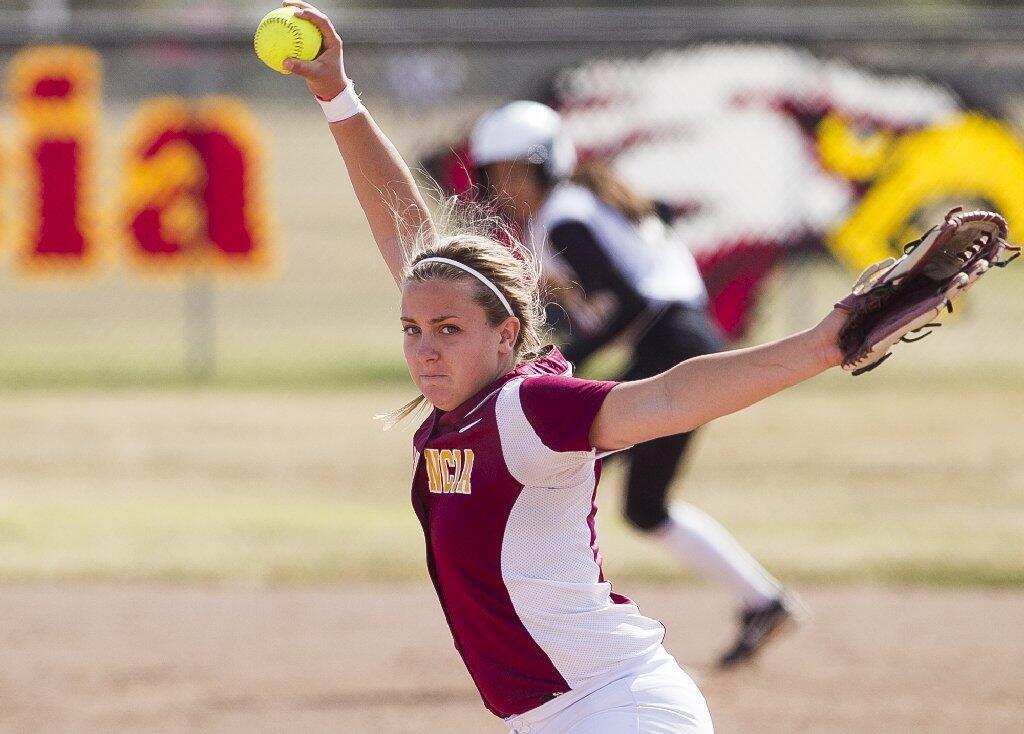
<box><xmin>2</xmin><ymin>584</ymin><xmax>1021</xmax><ymax>734</ymax></box>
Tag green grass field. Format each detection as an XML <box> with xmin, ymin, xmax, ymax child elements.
<box><xmin>1</xmin><ymin>377</ymin><xmax>1021</xmax><ymax>587</ymax></box>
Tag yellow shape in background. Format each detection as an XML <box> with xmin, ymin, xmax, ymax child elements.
<box><xmin>826</xmin><ymin>114</ymin><xmax>1024</xmax><ymax>272</ymax></box>
<box><xmin>817</xmin><ymin>114</ymin><xmax>895</xmax><ymax>182</ymax></box>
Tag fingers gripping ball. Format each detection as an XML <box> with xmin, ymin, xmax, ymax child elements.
<box><xmin>254</xmin><ymin>7</ymin><xmax>323</xmax><ymax>74</ymax></box>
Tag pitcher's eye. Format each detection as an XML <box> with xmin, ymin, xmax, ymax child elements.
<box><xmin>439</xmin><ymin>324</ymin><xmax>461</xmax><ymax>335</ymax></box>
<box><xmin>402</xmin><ymin>325</ymin><xmax>420</xmax><ymax>335</ymax></box>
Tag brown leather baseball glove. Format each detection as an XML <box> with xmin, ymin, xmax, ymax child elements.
<box><xmin>835</xmin><ymin>207</ymin><xmax>1019</xmax><ymax>375</ymax></box>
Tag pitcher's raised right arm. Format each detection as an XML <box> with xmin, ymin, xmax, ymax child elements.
<box><xmin>282</xmin><ymin>1</ymin><xmax>434</xmax><ymax>286</ymax></box>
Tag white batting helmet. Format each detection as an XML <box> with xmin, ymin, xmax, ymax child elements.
<box><xmin>469</xmin><ymin>101</ymin><xmax>577</xmax><ymax>180</ymax></box>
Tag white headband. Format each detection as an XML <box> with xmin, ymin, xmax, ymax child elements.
<box><xmin>414</xmin><ymin>257</ymin><xmax>515</xmax><ymax>317</ymax></box>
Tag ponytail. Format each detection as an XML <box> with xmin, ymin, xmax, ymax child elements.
<box><xmin>570</xmin><ymin>161</ymin><xmax>654</xmax><ymax>224</ymax></box>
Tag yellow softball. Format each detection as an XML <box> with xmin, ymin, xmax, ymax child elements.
<box><xmin>253</xmin><ymin>7</ymin><xmax>323</xmax><ymax>75</ymax></box>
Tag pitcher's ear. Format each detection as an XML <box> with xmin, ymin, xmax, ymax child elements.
<box><xmin>498</xmin><ymin>316</ymin><xmax>521</xmax><ymax>354</ymax></box>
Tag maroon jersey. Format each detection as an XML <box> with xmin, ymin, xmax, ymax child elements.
<box><xmin>411</xmin><ymin>347</ymin><xmax>665</xmax><ymax>718</ymax></box>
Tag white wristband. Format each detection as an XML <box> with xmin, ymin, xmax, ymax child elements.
<box><xmin>316</xmin><ymin>83</ymin><xmax>364</xmax><ymax>123</ymax></box>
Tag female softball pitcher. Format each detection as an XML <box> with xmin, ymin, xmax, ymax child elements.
<box><xmin>280</xmin><ymin>3</ymin><xmax>848</xmax><ymax>731</ymax></box>
<box><xmin>470</xmin><ymin>101</ymin><xmax>802</xmax><ymax>667</ymax></box>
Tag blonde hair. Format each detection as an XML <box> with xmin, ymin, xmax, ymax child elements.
<box><xmin>570</xmin><ymin>161</ymin><xmax>655</xmax><ymax>224</ymax></box>
<box><xmin>377</xmin><ymin>199</ymin><xmax>548</xmax><ymax>428</ymax></box>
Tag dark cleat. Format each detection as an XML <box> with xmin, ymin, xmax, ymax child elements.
<box><xmin>717</xmin><ymin>591</ymin><xmax>807</xmax><ymax>669</ymax></box>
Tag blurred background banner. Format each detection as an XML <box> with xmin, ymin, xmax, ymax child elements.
<box><xmin>1</xmin><ymin>1</ymin><xmax>1023</xmax><ymax>384</ymax></box>
<box><xmin>428</xmin><ymin>45</ymin><xmax>1024</xmax><ymax>336</ymax></box>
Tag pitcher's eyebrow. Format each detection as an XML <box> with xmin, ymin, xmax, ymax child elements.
<box><xmin>400</xmin><ymin>315</ymin><xmax>462</xmax><ymax>324</ymax></box>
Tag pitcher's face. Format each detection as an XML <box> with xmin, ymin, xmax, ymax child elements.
<box><xmin>400</xmin><ymin>278</ymin><xmax>518</xmax><ymax>410</ymax></box>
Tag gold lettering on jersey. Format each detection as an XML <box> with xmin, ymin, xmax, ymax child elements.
<box><xmin>455</xmin><ymin>450</ymin><xmax>474</xmax><ymax>494</ymax></box>
<box><xmin>424</xmin><ymin>448</ymin><xmax>475</xmax><ymax>495</ymax></box>
<box><xmin>439</xmin><ymin>449</ymin><xmax>458</xmax><ymax>493</ymax></box>
<box><xmin>424</xmin><ymin>449</ymin><xmax>443</xmax><ymax>493</ymax></box>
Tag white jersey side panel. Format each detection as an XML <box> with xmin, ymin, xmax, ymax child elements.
<box><xmin>495</xmin><ymin>378</ymin><xmax>665</xmax><ymax>689</ymax></box>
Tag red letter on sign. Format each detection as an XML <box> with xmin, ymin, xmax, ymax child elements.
<box><xmin>122</xmin><ymin>97</ymin><xmax>272</xmax><ymax>274</ymax></box>
<box><xmin>8</xmin><ymin>46</ymin><xmax>101</xmax><ymax>272</ymax></box>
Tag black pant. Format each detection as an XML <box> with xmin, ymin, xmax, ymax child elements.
<box><xmin>615</xmin><ymin>304</ymin><xmax>727</xmax><ymax>532</ymax></box>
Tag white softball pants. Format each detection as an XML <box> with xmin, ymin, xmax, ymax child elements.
<box><xmin>504</xmin><ymin>647</ymin><xmax>713</xmax><ymax>734</ymax></box>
